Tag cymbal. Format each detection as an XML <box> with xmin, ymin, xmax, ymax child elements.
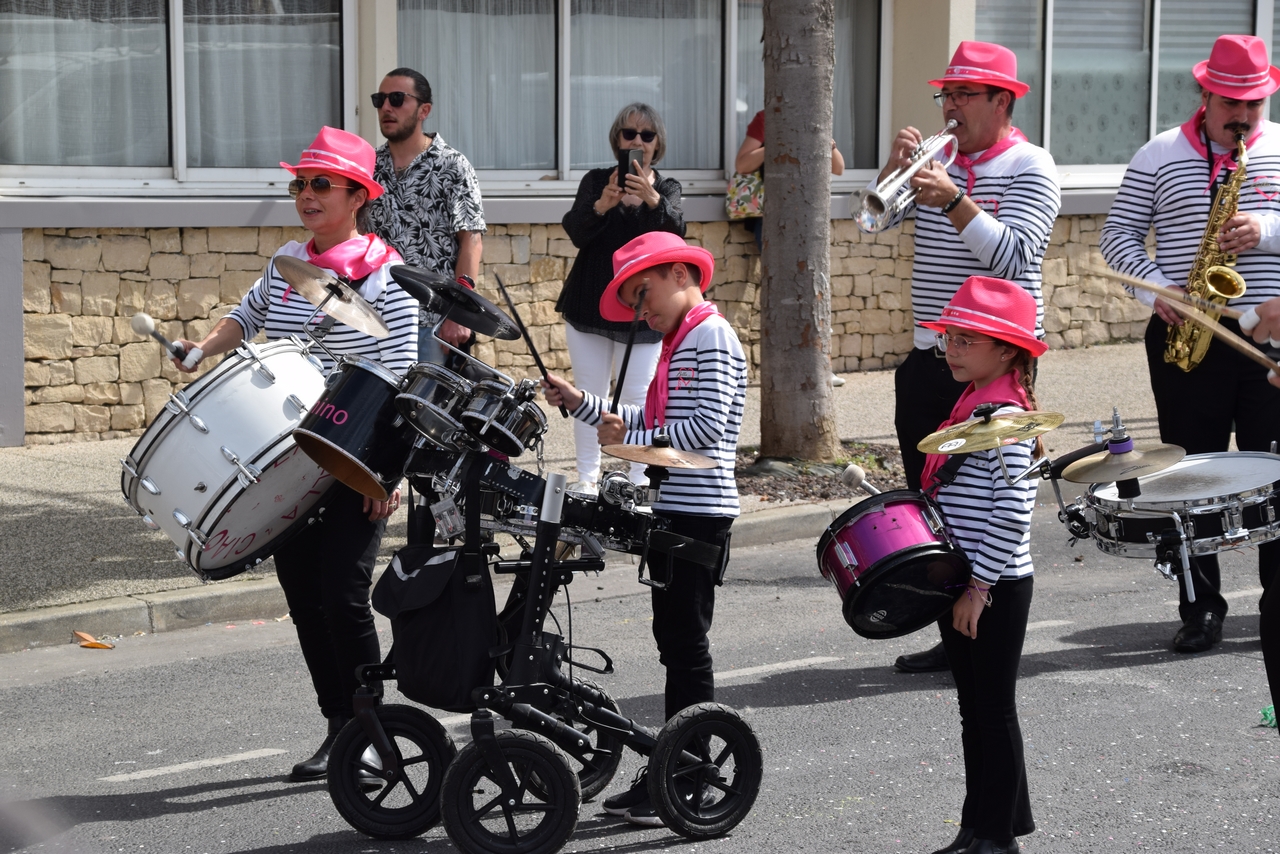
<box><xmin>916</xmin><ymin>411</ymin><xmax>1065</xmax><ymax>455</ymax></box>
<box><xmin>391</xmin><ymin>265</ymin><xmax>521</xmax><ymax>341</ymax></box>
<box><xmin>1062</xmin><ymin>443</ymin><xmax>1186</xmax><ymax>484</ymax></box>
<box><xmin>274</xmin><ymin>256</ymin><xmax>390</xmax><ymax>338</ymax></box>
<box><xmin>602</xmin><ymin>444</ymin><xmax>718</xmax><ymax>470</ymax></box>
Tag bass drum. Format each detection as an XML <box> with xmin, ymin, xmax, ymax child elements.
<box><xmin>121</xmin><ymin>338</ymin><xmax>332</xmax><ymax>581</ymax></box>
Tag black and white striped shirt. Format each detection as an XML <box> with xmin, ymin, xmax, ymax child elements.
<box><xmin>880</xmin><ymin>140</ymin><xmax>1060</xmax><ymax>349</ymax></box>
<box><xmin>934</xmin><ymin>407</ymin><xmax>1037</xmax><ymax>585</ymax></box>
<box><xmin>1100</xmin><ymin>121</ymin><xmax>1280</xmax><ymax>309</ymax></box>
<box><xmin>572</xmin><ymin>315</ymin><xmax>748</xmax><ymax>517</ymax></box>
<box><xmin>227</xmin><ymin>242</ymin><xmax>419</xmax><ymax>376</ymax></box>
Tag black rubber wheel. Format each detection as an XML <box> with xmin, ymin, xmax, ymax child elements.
<box><xmin>646</xmin><ymin>702</ymin><xmax>763</xmax><ymax>839</ymax></box>
<box><xmin>536</xmin><ymin>679</ymin><xmax>623</xmax><ymax>802</ymax></box>
<box><xmin>327</xmin><ymin>704</ymin><xmax>456</xmax><ymax>840</ymax></box>
<box><xmin>441</xmin><ymin>730</ymin><xmax>580</xmax><ymax>854</ymax></box>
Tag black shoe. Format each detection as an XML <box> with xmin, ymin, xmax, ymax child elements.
<box><xmin>603</xmin><ymin>767</ymin><xmax>649</xmax><ymax>816</ymax></box>
<box><xmin>623</xmin><ymin>800</ymin><xmax>664</xmax><ymax>827</ymax></box>
<box><xmin>1173</xmin><ymin>612</ymin><xmax>1223</xmax><ymax>653</ymax></box>
<box><xmin>894</xmin><ymin>642</ymin><xmax>950</xmax><ymax>673</ymax></box>
<box><xmin>289</xmin><ymin>715</ymin><xmax>349</xmax><ymax>782</ymax></box>
<box><xmin>961</xmin><ymin>840</ymin><xmax>1017</xmax><ymax>854</ymax></box>
<box><xmin>930</xmin><ymin>827</ymin><xmax>975</xmax><ymax>854</ymax></box>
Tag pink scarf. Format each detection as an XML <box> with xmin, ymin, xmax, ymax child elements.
<box><xmin>952</xmin><ymin>128</ymin><xmax>1028</xmax><ymax>194</ymax></box>
<box><xmin>919</xmin><ymin>370</ymin><xmax>1029</xmax><ymax>488</ymax></box>
<box><xmin>644</xmin><ymin>301</ymin><xmax>720</xmax><ymax>429</ymax></box>
<box><xmin>282</xmin><ymin>234</ymin><xmax>401</xmax><ymax>303</ymax></box>
<box><xmin>1180</xmin><ymin>106</ymin><xmax>1263</xmax><ymax>194</ymax></box>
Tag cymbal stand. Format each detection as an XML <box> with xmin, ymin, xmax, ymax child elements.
<box><xmin>299</xmin><ymin>285</ymin><xmax>345</xmax><ymax>365</ymax></box>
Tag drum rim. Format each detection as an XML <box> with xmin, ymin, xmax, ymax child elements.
<box><xmin>843</xmin><ymin>544</ymin><xmax>970</xmax><ymax>639</ymax></box>
<box><xmin>293</xmin><ymin>426</ymin><xmax>396</xmax><ymax>501</ymax></box>
<box><xmin>818</xmin><ymin>489</ymin><xmax>933</xmax><ymax>553</ymax></box>
<box><xmin>404</xmin><ymin>361</ymin><xmax>471</xmax><ymax>388</ymax></box>
<box><xmin>1087</xmin><ymin>451</ymin><xmax>1280</xmax><ymax>510</ymax></box>
<box><xmin>470</xmin><ymin>377</ymin><xmax>517</xmax><ymax>395</ymax></box>
<box><xmin>339</xmin><ymin>353</ymin><xmax>404</xmax><ymax>387</ymax></box>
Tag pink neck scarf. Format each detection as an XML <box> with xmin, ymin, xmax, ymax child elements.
<box><xmin>1180</xmin><ymin>106</ymin><xmax>1263</xmax><ymax>194</ymax></box>
<box><xmin>283</xmin><ymin>233</ymin><xmax>401</xmax><ymax>303</ymax></box>
<box><xmin>644</xmin><ymin>301</ymin><xmax>720</xmax><ymax>430</ymax></box>
<box><xmin>919</xmin><ymin>369</ymin><xmax>1029</xmax><ymax>488</ymax></box>
<box><xmin>953</xmin><ymin>128</ymin><xmax>1028</xmax><ymax>194</ymax></box>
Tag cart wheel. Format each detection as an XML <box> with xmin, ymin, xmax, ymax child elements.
<box><xmin>327</xmin><ymin>704</ymin><xmax>456</xmax><ymax>840</ymax></box>
<box><xmin>441</xmin><ymin>730</ymin><xmax>580</xmax><ymax>854</ymax></box>
<box><xmin>533</xmin><ymin>679</ymin><xmax>622</xmax><ymax>802</ymax></box>
<box><xmin>646</xmin><ymin>702</ymin><xmax>763</xmax><ymax>839</ymax></box>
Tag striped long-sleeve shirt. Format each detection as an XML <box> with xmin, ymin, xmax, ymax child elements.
<box><xmin>571</xmin><ymin>314</ymin><xmax>748</xmax><ymax>517</ymax></box>
<box><xmin>879</xmin><ymin>139</ymin><xmax>1060</xmax><ymax>349</ymax></box>
<box><xmin>1099</xmin><ymin>121</ymin><xmax>1280</xmax><ymax>309</ymax></box>
<box><xmin>934</xmin><ymin>406</ymin><xmax>1037</xmax><ymax>585</ymax></box>
<box><xmin>227</xmin><ymin>242</ymin><xmax>419</xmax><ymax>376</ymax></box>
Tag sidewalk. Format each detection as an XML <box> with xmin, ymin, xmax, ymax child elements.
<box><xmin>0</xmin><ymin>342</ymin><xmax>1158</xmax><ymax>654</ymax></box>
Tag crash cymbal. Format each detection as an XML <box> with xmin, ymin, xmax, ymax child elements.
<box><xmin>274</xmin><ymin>255</ymin><xmax>390</xmax><ymax>338</ymax></box>
<box><xmin>916</xmin><ymin>411</ymin><xmax>1065</xmax><ymax>455</ymax></box>
<box><xmin>391</xmin><ymin>265</ymin><xmax>521</xmax><ymax>340</ymax></box>
<box><xmin>602</xmin><ymin>444</ymin><xmax>718</xmax><ymax>470</ymax></box>
<box><xmin>1062</xmin><ymin>443</ymin><xmax>1186</xmax><ymax>484</ymax></box>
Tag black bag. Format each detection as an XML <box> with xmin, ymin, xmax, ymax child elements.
<box><xmin>371</xmin><ymin>544</ymin><xmax>498</xmax><ymax>712</ymax></box>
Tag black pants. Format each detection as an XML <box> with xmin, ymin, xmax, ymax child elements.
<box><xmin>274</xmin><ymin>484</ymin><xmax>385</xmax><ymax>720</ymax></box>
<box><xmin>939</xmin><ymin>575</ymin><xmax>1035</xmax><ymax>842</ymax></box>
<box><xmin>650</xmin><ymin>513</ymin><xmax>733</xmax><ymax>721</ymax></box>
<box><xmin>1262</xmin><ymin>580</ymin><xmax>1280</xmax><ymax>715</ymax></box>
<box><xmin>895</xmin><ymin>346</ymin><xmax>969</xmax><ymax>491</ymax></box>
<box><xmin>1144</xmin><ymin>317</ymin><xmax>1280</xmax><ymax>622</ymax></box>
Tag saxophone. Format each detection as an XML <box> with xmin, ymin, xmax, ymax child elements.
<box><xmin>1164</xmin><ymin>133</ymin><xmax>1249</xmax><ymax>371</ymax></box>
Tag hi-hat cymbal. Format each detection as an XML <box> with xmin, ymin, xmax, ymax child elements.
<box><xmin>391</xmin><ymin>266</ymin><xmax>521</xmax><ymax>340</ymax></box>
<box><xmin>602</xmin><ymin>444</ymin><xmax>718</xmax><ymax>470</ymax></box>
<box><xmin>916</xmin><ymin>411</ymin><xmax>1065</xmax><ymax>455</ymax></box>
<box><xmin>274</xmin><ymin>255</ymin><xmax>390</xmax><ymax>338</ymax></box>
<box><xmin>1062</xmin><ymin>443</ymin><xmax>1186</xmax><ymax>484</ymax></box>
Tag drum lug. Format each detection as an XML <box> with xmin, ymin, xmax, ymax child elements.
<box><xmin>140</xmin><ymin>477</ymin><xmax>160</xmax><ymax>495</ymax></box>
<box><xmin>166</xmin><ymin>392</ymin><xmax>209</xmax><ymax>433</ymax></box>
<box><xmin>141</xmin><ymin>514</ymin><xmax>161</xmax><ymax>531</ymax></box>
<box><xmin>187</xmin><ymin>526</ymin><xmax>209</xmax><ymax>548</ymax></box>
<box><xmin>221</xmin><ymin>445</ymin><xmax>262</xmax><ymax>485</ymax></box>
<box><xmin>286</xmin><ymin>394</ymin><xmax>308</xmax><ymax>415</ymax></box>
<box><xmin>173</xmin><ymin>509</ymin><xmax>192</xmax><ymax>529</ymax></box>
<box><xmin>236</xmin><ymin>341</ymin><xmax>277</xmax><ymax>383</ymax></box>
<box><xmin>120</xmin><ymin>457</ymin><xmax>140</xmax><ymax>478</ymax></box>
<box><xmin>1224</xmin><ymin>504</ymin><xmax>1248</xmax><ymax>542</ymax></box>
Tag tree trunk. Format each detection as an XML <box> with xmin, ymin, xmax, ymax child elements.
<box><xmin>759</xmin><ymin>0</ymin><xmax>841</xmax><ymax>462</ymax></box>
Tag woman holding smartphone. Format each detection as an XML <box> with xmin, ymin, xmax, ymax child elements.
<box><xmin>557</xmin><ymin>103</ymin><xmax>685</xmax><ymax>493</ymax></box>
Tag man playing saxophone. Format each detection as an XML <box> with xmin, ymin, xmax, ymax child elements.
<box><xmin>1100</xmin><ymin>34</ymin><xmax>1280</xmax><ymax>653</ymax></box>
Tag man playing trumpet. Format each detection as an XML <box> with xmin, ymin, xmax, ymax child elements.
<box><xmin>1101</xmin><ymin>34</ymin><xmax>1280</xmax><ymax>654</ymax></box>
<box><xmin>866</xmin><ymin>41</ymin><xmax>1060</xmax><ymax>674</ymax></box>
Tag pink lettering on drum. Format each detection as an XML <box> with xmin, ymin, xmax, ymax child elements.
<box><xmin>315</xmin><ymin>402</ymin><xmax>348</xmax><ymax>425</ymax></box>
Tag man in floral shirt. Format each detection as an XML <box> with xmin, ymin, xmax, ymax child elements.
<box><xmin>367</xmin><ymin>67</ymin><xmax>486</xmax><ymax>364</ymax></box>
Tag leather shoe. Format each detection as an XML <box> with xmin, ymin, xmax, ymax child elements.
<box><xmin>930</xmin><ymin>827</ymin><xmax>974</xmax><ymax>854</ymax></box>
<box><xmin>289</xmin><ymin>715</ymin><xmax>349</xmax><ymax>781</ymax></box>
<box><xmin>1172</xmin><ymin>612</ymin><xmax>1223</xmax><ymax>654</ymax></box>
<box><xmin>894</xmin><ymin>642</ymin><xmax>950</xmax><ymax>673</ymax></box>
<box><xmin>961</xmin><ymin>840</ymin><xmax>1016</xmax><ymax>854</ymax></box>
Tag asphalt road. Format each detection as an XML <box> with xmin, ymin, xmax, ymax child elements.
<box><xmin>1</xmin><ymin>496</ymin><xmax>1276</xmax><ymax>854</ymax></box>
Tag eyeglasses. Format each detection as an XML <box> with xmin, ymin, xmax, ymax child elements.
<box><xmin>935</xmin><ymin>333</ymin><xmax>998</xmax><ymax>355</ymax></box>
<box><xmin>288</xmin><ymin>176</ymin><xmax>357</xmax><ymax>198</ymax></box>
<box><xmin>932</xmin><ymin>90</ymin><xmax>991</xmax><ymax>107</ymax></box>
<box><xmin>620</xmin><ymin>128</ymin><xmax>658</xmax><ymax>143</ymax></box>
<box><xmin>370</xmin><ymin>91</ymin><xmax>423</xmax><ymax>109</ymax></box>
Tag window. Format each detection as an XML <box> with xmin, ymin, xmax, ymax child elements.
<box><xmin>1155</xmin><ymin>0</ymin><xmax>1255</xmax><ymax>134</ymax></box>
<box><xmin>975</xmin><ymin>0</ymin><xmax>1043</xmax><ymax>146</ymax></box>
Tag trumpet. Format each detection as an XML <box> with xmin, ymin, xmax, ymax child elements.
<box><xmin>855</xmin><ymin>120</ymin><xmax>959</xmax><ymax>233</ymax></box>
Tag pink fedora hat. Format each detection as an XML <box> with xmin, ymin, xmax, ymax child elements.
<box><xmin>1193</xmin><ymin>34</ymin><xmax>1280</xmax><ymax>101</ymax></box>
<box><xmin>599</xmin><ymin>232</ymin><xmax>715</xmax><ymax>323</ymax></box>
<box><xmin>929</xmin><ymin>41</ymin><xmax>1030</xmax><ymax>99</ymax></box>
<box><xmin>281</xmin><ymin>126</ymin><xmax>384</xmax><ymax>200</ymax></box>
<box><xmin>921</xmin><ymin>276</ymin><xmax>1047</xmax><ymax>357</ymax></box>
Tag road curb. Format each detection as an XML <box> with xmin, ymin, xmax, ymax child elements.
<box><xmin>0</xmin><ymin>499</ymin><xmax>851</xmax><ymax>655</ymax></box>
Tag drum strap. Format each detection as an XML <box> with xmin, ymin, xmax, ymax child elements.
<box><xmin>924</xmin><ymin>453</ymin><xmax>970</xmax><ymax>497</ymax></box>
<box><xmin>647</xmin><ymin>528</ymin><xmax>723</xmax><ymax>569</ymax></box>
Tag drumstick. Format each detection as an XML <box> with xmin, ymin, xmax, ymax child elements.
<box><xmin>610</xmin><ymin>301</ymin><xmax>645</xmax><ymax>415</ymax></box>
<box><xmin>491</xmin><ymin>273</ymin><xmax>568</xmax><ymax>418</ymax></box>
<box><xmin>1163</xmin><ymin>298</ymin><xmax>1280</xmax><ymax>373</ymax></box>
<box><xmin>1083</xmin><ymin>265</ymin><xmax>1245</xmax><ymax>320</ymax></box>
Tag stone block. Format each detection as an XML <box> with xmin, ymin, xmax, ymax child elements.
<box><xmin>24</xmin><ymin>362</ymin><xmax>50</xmax><ymax>387</ymax></box>
<box><xmin>182</xmin><ymin>228</ymin><xmax>208</xmax><ymax>255</ymax></box>
<box><xmin>120</xmin><ymin>342</ymin><xmax>162</xmax><ymax>382</ymax></box>
<box><xmin>50</xmin><ymin>281</ymin><xmax>82</xmax><ymax>316</ymax></box>
<box><xmin>73</xmin><ymin>404</ymin><xmax>111</xmax><ymax>433</ymax></box>
<box><xmin>47</xmin><ymin>361</ymin><xmax>74</xmax><ymax>385</ymax></box>
<box><xmin>25</xmin><ymin>403</ymin><xmax>75</xmax><ymax>433</ymax></box>
<box><xmin>861</xmin><ymin>309</ymin><xmax>891</xmax><ymax>335</ymax></box>
<box><xmin>511</xmin><ymin>235</ymin><xmax>530</xmax><ymax>265</ymax></box>
<box><xmin>529</xmin><ymin>256</ymin><xmax>564</xmax><ymax>283</ymax></box>
<box><xmin>117</xmin><ymin>280</ymin><xmax>147</xmax><ymax>317</ymax></box>
<box><xmin>101</xmin><ymin>236</ymin><xmax>152</xmax><ymax>272</ymax></box>
<box><xmin>1062</xmin><ymin>328</ymin><xmax>1084</xmax><ymax>348</ymax></box>
<box><xmin>256</xmin><ymin>227</ymin><xmax>283</xmax><ymax>255</ymax></box>
<box><xmin>149</xmin><ymin>253</ymin><xmax>190</xmax><ymax>280</ymax></box>
<box><xmin>1082</xmin><ymin>320</ymin><xmax>1110</xmax><ymax>345</ymax></box>
<box><xmin>32</xmin><ymin>384</ymin><xmax>84</xmax><ymax>403</ymax></box>
<box><xmin>188</xmin><ymin>253</ymin><xmax>225</xmax><ymax>278</ymax></box>
<box><xmin>482</xmin><ymin>236</ymin><xmax>512</xmax><ymax>265</ymax></box>
<box><xmin>207</xmin><ymin>227</ymin><xmax>258</xmax><ymax>253</ymax></box>
<box><xmin>1043</xmin><ymin>306</ymin><xmax>1071</xmax><ymax>334</ymax></box>
<box><xmin>142</xmin><ymin>378</ymin><xmax>172</xmax><ymax>423</ymax></box>
<box><xmin>81</xmin><ymin>272</ymin><xmax>121</xmax><ymax>316</ymax></box>
<box><xmin>879</xmin><ymin>290</ymin><xmax>902</xmax><ymax>310</ymax></box>
<box><xmin>145</xmin><ymin>281</ymin><xmax>178</xmax><ymax>321</ymax></box>
<box><xmin>84</xmin><ymin>382</ymin><xmax>122</xmax><ymax>405</ymax></box>
<box><xmin>71</xmin><ymin>316</ymin><xmax>114</xmax><ymax>347</ymax></box>
<box><xmin>23</xmin><ymin>261</ymin><xmax>52</xmax><ymax>313</ymax></box>
<box><xmin>490</xmin><ymin>264</ymin><xmax>529</xmax><ymax>286</ymax></box>
<box><xmin>51</xmin><ymin>268</ymin><xmax>83</xmax><ymax>284</ymax></box>
<box><xmin>150</xmin><ymin>228</ymin><xmax>182</xmax><ymax>254</ymax></box>
<box><xmin>75</xmin><ymin>356</ymin><xmax>119</xmax><ymax>385</ymax></box>
<box><xmin>1052</xmin><ymin>285</ymin><xmax>1080</xmax><ymax>308</ymax></box>
<box><xmin>548</xmin><ymin>239</ymin><xmax>577</xmax><ymax>258</ymax></box>
<box><xmin>45</xmin><ymin>236</ymin><xmax>101</xmax><ymax>271</ymax></box>
<box><xmin>23</xmin><ymin>229</ymin><xmax>45</xmax><ymax>261</ymax></box>
<box><xmin>119</xmin><ymin>383</ymin><xmax>144</xmax><ymax>405</ymax></box>
<box><xmin>111</xmin><ymin>404</ymin><xmax>146</xmax><ymax>430</ymax></box>
<box><xmin>1042</xmin><ymin>257</ymin><xmax>1067</xmax><ymax>287</ymax></box>
<box><xmin>220</xmin><ymin>270</ymin><xmax>259</xmax><ymax>304</ymax></box>
<box><xmin>177</xmin><ymin>279</ymin><xmax>221</xmax><ymax>320</ymax></box>
<box><xmin>24</xmin><ymin>315</ymin><xmax>73</xmax><ymax>360</ymax></box>
<box><xmin>530</xmin><ymin>226</ymin><xmax>548</xmax><ymax>255</ymax></box>
<box><xmin>224</xmin><ymin>254</ymin><xmax>264</xmax><ymax>272</ymax></box>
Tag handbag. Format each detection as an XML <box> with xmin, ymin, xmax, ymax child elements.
<box><xmin>725</xmin><ymin>170</ymin><xmax>764</xmax><ymax>220</ymax></box>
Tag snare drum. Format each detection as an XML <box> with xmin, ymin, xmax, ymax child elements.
<box><xmin>1086</xmin><ymin>451</ymin><xmax>1280</xmax><ymax>559</ymax></box>
<box><xmin>816</xmin><ymin>490</ymin><xmax>971</xmax><ymax>639</ymax></box>
<box><xmin>121</xmin><ymin>337</ymin><xmax>332</xmax><ymax>580</ymax></box>
<box><xmin>395</xmin><ymin>362</ymin><xmax>472</xmax><ymax>450</ymax></box>
<box><xmin>460</xmin><ymin>379</ymin><xmax>548</xmax><ymax>457</ymax></box>
<box><xmin>293</xmin><ymin>356</ymin><xmax>414</xmax><ymax>501</ymax></box>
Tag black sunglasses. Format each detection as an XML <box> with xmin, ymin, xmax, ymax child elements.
<box><xmin>288</xmin><ymin>176</ymin><xmax>357</xmax><ymax>198</ymax></box>
<box><xmin>620</xmin><ymin>128</ymin><xmax>657</xmax><ymax>143</ymax></box>
<box><xmin>370</xmin><ymin>91</ymin><xmax>424</xmax><ymax>109</ymax></box>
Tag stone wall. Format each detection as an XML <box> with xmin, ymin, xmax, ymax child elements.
<box><xmin>18</xmin><ymin>214</ymin><xmax>1148</xmax><ymax>443</ymax></box>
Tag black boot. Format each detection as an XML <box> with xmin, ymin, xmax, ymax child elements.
<box><xmin>289</xmin><ymin>715</ymin><xmax>349</xmax><ymax>782</ymax></box>
<box><xmin>894</xmin><ymin>642</ymin><xmax>950</xmax><ymax>673</ymax></box>
<box><xmin>930</xmin><ymin>827</ymin><xmax>974</xmax><ymax>854</ymax></box>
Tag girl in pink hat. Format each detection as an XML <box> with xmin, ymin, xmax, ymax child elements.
<box><xmin>916</xmin><ymin>276</ymin><xmax>1046</xmax><ymax>854</ymax></box>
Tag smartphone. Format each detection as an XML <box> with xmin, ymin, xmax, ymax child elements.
<box><xmin>617</xmin><ymin>149</ymin><xmax>644</xmax><ymax>188</ymax></box>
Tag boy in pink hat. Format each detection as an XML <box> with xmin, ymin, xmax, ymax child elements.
<box><xmin>916</xmin><ymin>276</ymin><xmax>1045</xmax><ymax>854</ymax></box>
<box><xmin>1101</xmin><ymin>33</ymin><xmax>1280</xmax><ymax>655</ymax></box>
<box><xmin>543</xmin><ymin>231</ymin><xmax>748</xmax><ymax>827</ymax></box>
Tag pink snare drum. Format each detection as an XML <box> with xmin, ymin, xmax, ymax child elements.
<box><xmin>816</xmin><ymin>490</ymin><xmax>970</xmax><ymax>639</ymax></box>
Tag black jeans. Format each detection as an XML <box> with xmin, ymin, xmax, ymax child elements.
<box><xmin>1262</xmin><ymin>581</ymin><xmax>1280</xmax><ymax>715</ymax></box>
<box><xmin>650</xmin><ymin>513</ymin><xmax>733</xmax><ymax>721</ymax></box>
<box><xmin>895</xmin><ymin>346</ymin><xmax>969</xmax><ymax>491</ymax></box>
<box><xmin>1144</xmin><ymin>317</ymin><xmax>1280</xmax><ymax>622</ymax></box>
<box><xmin>274</xmin><ymin>483</ymin><xmax>385</xmax><ymax>720</ymax></box>
<box><xmin>939</xmin><ymin>575</ymin><xmax>1035</xmax><ymax>842</ymax></box>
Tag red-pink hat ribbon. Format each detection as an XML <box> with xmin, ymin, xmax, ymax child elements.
<box><xmin>952</xmin><ymin>128</ymin><xmax>1028</xmax><ymax>195</ymax></box>
<box><xmin>1180</xmin><ymin>106</ymin><xmax>1263</xmax><ymax>194</ymax></box>
<box><xmin>281</xmin><ymin>234</ymin><xmax>402</xmax><ymax>305</ymax></box>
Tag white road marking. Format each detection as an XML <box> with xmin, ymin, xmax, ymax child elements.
<box><xmin>1162</xmin><ymin>586</ymin><xmax>1263</xmax><ymax>606</ymax></box>
<box><xmin>716</xmin><ymin>656</ymin><xmax>843</xmax><ymax>681</ymax></box>
<box><xmin>98</xmin><ymin>749</ymin><xmax>288</xmax><ymax>782</ymax></box>
<box><xmin>1026</xmin><ymin>619</ymin><xmax>1074</xmax><ymax>630</ymax></box>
